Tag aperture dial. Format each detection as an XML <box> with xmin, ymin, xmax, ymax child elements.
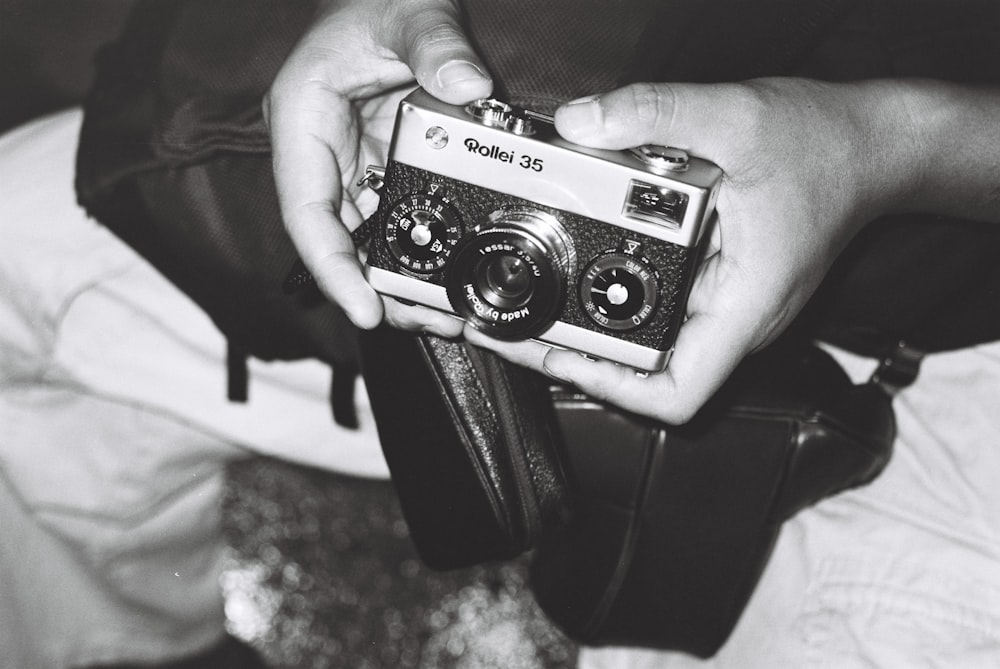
<box><xmin>580</xmin><ymin>242</ymin><xmax>660</xmax><ymax>331</ymax></box>
<box><xmin>385</xmin><ymin>192</ymin><xmax>462</xmax><ymax>274</ymax></box>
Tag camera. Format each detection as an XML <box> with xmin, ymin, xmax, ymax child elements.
<box><xmin>363</xmin><ymin>89</ymin><xmax>722</xmax><ymax>372</ymax></box>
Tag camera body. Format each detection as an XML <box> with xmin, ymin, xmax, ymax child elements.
<box><xmin>364</xmin><ymin>89</ymin><xmax>722</xmax><ymax>372</ymax></box>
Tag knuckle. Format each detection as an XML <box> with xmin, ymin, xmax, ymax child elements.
<box><xmin>635</xmin><ymin>388</ymin><xmax>697</xmax><ymax>425</ymax></box>
<box><xmin>383</xmin><ymin>309</ymin><xmax>416</xmax><ymax>331</ymax></box>
<box><xmin>408</xmin><ymin>21</ymin><xmax>467</xmax><ymax>60</ymax></box>
<box><xmin>636</xmin><ymin>374</ymin><xmax>700</xmax><ymax>425</ymax></box>
<box><xmin>663</xmin><ymin>401</ymin><xmax>699</xmax><ymax>425</ymax></box>
<box><xmin>315</xmin><ymin>250</ymin><xmax>363</xmax><ymax>284</ymax></box>
<box><xmin>579</xmin><ymin>365</ymin><xmax>626</xmax><ymax>403</ymax></box>
<box><xmin>624</xmin><ymin>82</ymin><xmax>675</xmax><ymax>133</ymax></box>
<box><xmin>284</xmin><ymin>200</ymin><xmax>334</xmax><ymax>235</ymax></box>
<box><xmin>261</xmin><ymin>90</ymin><xmax>272</xmax><ymax>116</ymax></box>
<box><xmin>726</xmin><ymin>81</ymin><xmax>775</xmax><ymax>139</ymax></box>
<box><xmin>260</xmin><ymin>93</ymin><xmax>273</xmax><ymax>131</ymax></box>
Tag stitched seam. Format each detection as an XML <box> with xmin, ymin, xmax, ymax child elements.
<box><xmin>810</xmin><ymin>583</ymin><xmax>1000</xmax><ymax>641</ymax></box>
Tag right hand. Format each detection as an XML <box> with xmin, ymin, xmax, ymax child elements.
<box><xmin>468</xmin><ymin>78</ymin><xmax>905</xmax><ymax>423</ymax></box>
<box><xmin>264</xmin><ymin>0</ymin><xmax>492</xmax><ymax>336</ymax></box>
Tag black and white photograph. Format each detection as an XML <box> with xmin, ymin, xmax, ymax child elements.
<box><xmin>2</xmin><ymin>1</ymin><xmax>1000</xmax><ymax>667</ymax></box>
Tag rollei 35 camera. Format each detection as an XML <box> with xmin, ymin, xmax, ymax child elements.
<box><xmin>363</xmin><ymin>89</ymin><xmax>722</xmax><ymax>372</ymax></box>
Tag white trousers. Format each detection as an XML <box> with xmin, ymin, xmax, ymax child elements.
<box><xmin>0</xmin><ymin>110</ymin><xmax>387</xmax><ymax>668</ymax></box>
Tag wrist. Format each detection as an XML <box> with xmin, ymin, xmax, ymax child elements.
<box><xmin>852</xmin><ymin>79</ymin><xmax>1000</xmax><ymax>223</ymax></box>
<box><xmin>845</xmin><ymin>79</ymin><xmax>932</xmax><ymax>222</ymax></box>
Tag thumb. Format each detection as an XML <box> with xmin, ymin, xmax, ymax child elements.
<box><xmin>553</xmin><ymin>82</ymin><xmax>746</xmax><ymax>156</ymax></box>
<box><xmin>384</xmin><ymin>1</ymin><xmax>493</xmax><ymax>104</ymax></box>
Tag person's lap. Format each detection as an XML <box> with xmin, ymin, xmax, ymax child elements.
<box><xmin>0</xmin><ymin>109</ymin><xmax>386</xmax><ymax>668</ymax></box>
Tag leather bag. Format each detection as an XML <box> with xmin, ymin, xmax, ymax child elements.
<box><xmin>359</xmin><ymin>328</ymin><xmax>894</xmax><ymax>656</ymax></box>
<box><xmin>532</xmin><ymin>343</ymin><xmax>894</xmax><ymax>656</ymax></box>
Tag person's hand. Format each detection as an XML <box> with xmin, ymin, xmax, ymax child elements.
<box><xmin>466</xmin><ymin>78</ymin><xmax>912</xmax><ymax>423</ymax></box>
<box><xmin>265</xmin><ymin>0</ymin><xmax>491</xmax><ymax>336</ymax></box>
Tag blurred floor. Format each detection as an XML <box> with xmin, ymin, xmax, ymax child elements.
<box><xmin>222</xmin><ymin>459</ymin><xmax>577</xmax><ymax>669</ymax></box>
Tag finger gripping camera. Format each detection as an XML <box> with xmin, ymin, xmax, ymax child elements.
<box><xmin>364</xmin><ymin>89</ymin><xmax>722</xmax><ymax>372</ymax></box>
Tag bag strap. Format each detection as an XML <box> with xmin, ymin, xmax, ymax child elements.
<box><xmin>358</xmin><ymin>325</ymin><xmax>571</xmax><ymax>569</ymax></box>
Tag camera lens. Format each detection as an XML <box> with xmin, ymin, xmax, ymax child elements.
<box><xmin>446</xmin><ymin>207</ymin><xmax>575</xmax><ymax>340</ymax></box>
<box><xmin>480</xmin><ymin>253</ymin><xmax>533</xmax><ymax>306</ymax></box>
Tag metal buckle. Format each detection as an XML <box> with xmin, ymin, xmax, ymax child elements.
<box><xmin>869</xmin><ymin>341</ymin><xmax>924</xmax><ymax>394</ymax></box>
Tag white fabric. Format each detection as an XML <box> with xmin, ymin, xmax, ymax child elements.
<box><xmin>579</xmin><ymin>343</ymin><xmax>1000</xmax><ymax>667</ymax></box>
<box><xmin>0</xmin><ymin>109</ymin><xmax>389</xmax><ymax>479</ymax></box>
<box><xmin>0</xmin><ymin>109</ymin><xmax>387</xmax><ymax>668</ymax></box>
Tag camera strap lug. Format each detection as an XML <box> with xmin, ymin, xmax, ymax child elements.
<box><xmin>358</xmin><ymin>165</ymin><xmax>387</xmax><ymax>192</ymax></box>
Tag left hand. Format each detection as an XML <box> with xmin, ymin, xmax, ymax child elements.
<box><xmin>265</xmin><ymin>0</ymin><xmax>492</xmax><ymax>337</ymax></box>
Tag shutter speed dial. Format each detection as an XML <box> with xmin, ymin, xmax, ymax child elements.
<box><xmin>386</xmin><ymin>193</ymin><xmax>462</xmax><ymax>273</ymax></box>
<box><xmin>580</xmin><ymin>248</ymin><xmax>660</xmax><ymax>331</ymax></box>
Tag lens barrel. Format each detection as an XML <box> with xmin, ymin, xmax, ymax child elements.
<box><xmin>446</xmin><ymin>207</ymin><xmax>575</xmax><ymax>340</ymax></box>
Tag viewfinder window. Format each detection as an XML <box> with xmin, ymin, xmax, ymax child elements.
<box><xmin>623</xmin><ymin>180</ymin><xmax>688</xmax><ymax>228</ymax></box>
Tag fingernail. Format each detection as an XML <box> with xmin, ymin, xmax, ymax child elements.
<box><xmin>436</xmin><ymin>60</ymin><xmax>488</xmax><ymax>89</ymax></box>
<box><xmin>557</xmin><ymin>95</ymin><xmax>603</xmax><ymax>137</ymax></box>
<box><xmin>421</xmin><ymin>323</ymin><xmax>459</xmax><ymax>339</ymax></box>
<box><xmin>542</xmin><ymin>351</ymin><xmax>573</xmax><ymax>383</ymax></box>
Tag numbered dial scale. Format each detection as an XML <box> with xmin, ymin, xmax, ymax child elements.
<box><xmin>579</xmin><ymin>245</ymin><xmax>661</xmax><ymax>331</ymax></box>
<box><xmin>385</xmin><ymin>192</ymin><xmax>463</xmax><ymax>273</ymax></box>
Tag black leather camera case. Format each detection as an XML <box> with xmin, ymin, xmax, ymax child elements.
<box><xmin>531</xmin><ymin>343</ymin><xmax>894</xmax><ymax>656</ymax></box>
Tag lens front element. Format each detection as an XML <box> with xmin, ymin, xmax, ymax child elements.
<box><xmin>479</xmin><ymin>253</ymin><xmax>534</xmax><ymax>308</ymax></box>
<box><xmin>446</xmin><ymin>207</ymin><xmax>574</xmax><ymax>340</ymax></box>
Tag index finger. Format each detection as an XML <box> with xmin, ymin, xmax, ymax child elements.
<box><xmin>267</xmin><ymin>72</ymin><xmax>385</xmax><ymax>329</ymax></box>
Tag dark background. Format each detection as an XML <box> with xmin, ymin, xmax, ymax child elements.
<box><xmin>0</xmin><ymin>2</ymin><xmax>577</xmax><ymax>666</ymax></box>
